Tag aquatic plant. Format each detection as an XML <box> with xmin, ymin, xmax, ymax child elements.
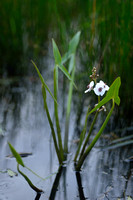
<box><xmin>8</xmin><ymin>142</ymin><xmax>56</xmax><ymax>194</ymax></box>
<box><xmin>74</xmin><ymin>68</ymin><xmax>121</xmax><ymax>170</ymax></box>
<box><xmin>32</xmin><ymin>31</ymin><xmax>81</xmax><ymax>164</ymax></box>
<box><xmin>32</xmin><ymin>32</ymin><xmax>120</xmax><ymax>171</ymax></box>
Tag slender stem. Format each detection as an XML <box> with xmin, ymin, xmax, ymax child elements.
<box><xmin>74</xmin><ymin>96</ymin><xmax>100</xmax><ymax>162</ymax></box>
<box><xmin>54</xmin><ymin>66</ymin><xmax>64</xmax><ymax>161</ymax></box>
<box><xmin>64</xmin><ymin>56</ymin><xmax>75</xmax><ymax>154</ymax></box>
<box><xmin>42</xmin><ymin>85</ymin><xmax>62</xmax><ymax>164</ymax></box>
<box><xmin>75</xmin><ymin>99</ymin><xmax>115</xmax><ymax>171</ymax></box>
<box><xmin>25</xmin><ymin>166</ymin><xmax>57</xmax><ymax>181</ymax></box>
<box><xmin>98</xmin><ymin>95</ymin><xmax>100</xmax><ymax>103</ymax></box>
<box><xmin>74</xmin><ymin>106</ymin><xmax>90</xmax><ymax>162</ymax></box>
<box><xmin>17</xmin><ymin>164</ymin><xmax>43</xmax><ymax>193</ymax></box>
<box><xmin>78</xmin><ymin>111</ymin><xmax>99</xmax><ymax>161</ymax></box>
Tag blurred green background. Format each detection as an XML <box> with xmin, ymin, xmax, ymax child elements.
<box><xmin>0</xmin><ymin>0</ymin><xmax>132</xmax><ymax>125</ymax></box>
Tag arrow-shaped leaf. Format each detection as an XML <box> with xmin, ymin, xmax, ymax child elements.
<box><xmin>89</xmin><ymin>77</ymin><xmax>121</xmax><ymax>115</ymax></box>
<box><xmin>106</xmin><ymin>77</ymin><xmax>121</xmax><ymax>105</ymax></box>
<box><xmin>52</xmin><ymin>40</ymin><xmax>77</xmax><ymax>89</ymax></box>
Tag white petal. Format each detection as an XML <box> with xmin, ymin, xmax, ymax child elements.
<box><xmin>100</xmin><ymin>90</ymin><xmax>106</xmax><ymax>96</ymax></box>
<box><xmin>94</xmin><ymin>83</ymin><xmax>106</xmax><ymax>96</ymax></box>
<box><xmin>105</xmin><ymin>85</ymin><xmax>109</xmax><ymax>91</ymax></box>
<box><xmin>84</xmin><ymin>88</ymin><xmax>90</xmax><ymax>93</ymax></box>
<box><xmin>90</xmin><ymin>81</ymin><xmax>94</xmax><ymax>87</ymax></box>
<box><xmin>99</xmin><ymin>80</ymin><xmax>105</xmax><ymax>86</ymax></box>
<box><xmin>94</xmin><ymin>87</ymin><xmax>99</xmax><ymax>96</ymax></box>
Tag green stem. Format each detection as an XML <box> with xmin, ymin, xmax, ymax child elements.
<box><xmin>64</xmin><ymin>56</ymin><xmax>75</xmax><ymax>154</ymax></box>
<box><xmin>74</xmin><ymin>106</ymin><xmax>90</xmax><ymax>162</ymax></box>
<box><xmin>54</xmin><ymin>66</ymin><xmax>64</xmax><ymax>161</ymax></box>
<box><xmin>17</xmin><ymin>164</ymin><xmax>43</xmax><ymax>193</ymax></box>
<box><xmin>78</xmin><ymin>111</ymin><xmax>99</xmax><ymax>161</ymax></box>
<box><xmin>75</xmin><ymin>99</ymin><xmax>115</xmax><ymax>171</ymax></box>
<box><xmin>25</xmin><ymin>166</ymin><xmax>57</xmax><ymax>181</ymax></box>
<box><xmin>42</xmin><ymin>85</ymin><xmax>62</xmax><ymax>164</ymax></box>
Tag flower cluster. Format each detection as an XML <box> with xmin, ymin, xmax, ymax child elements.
<box><xmin>85</xmin><ymin>80</ymin><xmax>109</xmax><ymax>96</ymax></box>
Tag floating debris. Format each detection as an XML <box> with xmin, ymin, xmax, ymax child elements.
<box><xmin>6</xmin><ymin>152</ymin><xmax>32</xmax><ymax>158</ymax></box>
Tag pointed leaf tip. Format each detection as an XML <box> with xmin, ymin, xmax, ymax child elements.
<box><xmin>8</xmin><ymin>142</ymin><xmax>25</xmax><ymax>167</ymax></box>
<box><xmin>52</xmin><ymin>39</ymin><xmax>62</xmax><ymax>65</ymax></box>
<box><xmin>106</xmin><ymin>77</ymin><xmax>121</xmax><ymax>105</ymax></box>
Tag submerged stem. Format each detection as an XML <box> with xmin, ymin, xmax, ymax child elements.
<box><xmin>75</xmin><ymin>99</ymin><xmax>115</xmax><ymax>171</ymax></box>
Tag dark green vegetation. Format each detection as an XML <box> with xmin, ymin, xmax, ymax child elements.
<box><xmin>0</xmin><ymin>0</ymin><xmax>132</xmax><ymax>124</ymax></box>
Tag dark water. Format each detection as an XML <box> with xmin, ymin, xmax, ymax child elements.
<box><xmin>0</xmin><ymin>67</ymin><xmax>132</xmax><ymax>199</ymax></box>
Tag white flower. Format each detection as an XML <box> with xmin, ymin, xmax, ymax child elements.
<box><xmin>84</xmin><ymin>81</ymin><xmax>94</xmax><ymax>93</ymax></box>
<box><xmin>99</xmin><ymin>80</ymin><xmax>109</xmax><ymax>91</ymax></box>
<box><xmin>94</xmin><ymin>80</ymin><xmax>109</xmax><ymax>96</ymax></box>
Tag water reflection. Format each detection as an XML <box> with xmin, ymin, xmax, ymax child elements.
<box><xmin>75</xmin><ymin>171</ymin><xmax>86</xmax><ymax>200</ymax></box>
<box><xmin>49</xmin><ymin>166</ymin><xmax>87</xmax><ymax>200</ymax></box>
<box><xmin>49</xmin><ymin>166</ymin><xmax>64</xmax><ymax>200</ymax></box>
<box><xmin>0</xmin><ymin>76</ymin><xmax>133</xmax><ymax>199</ymax></box>
<box><xmin>35</xmin><ymin>193</ymin><xmax>41</xmax><ymax>200</ymax></box>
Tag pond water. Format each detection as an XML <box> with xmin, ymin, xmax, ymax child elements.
<box><xmin>0</xmin><ymin>67</ymin><xmax>132</xmax><ymax>200</ymax></box>
<box><xmin>0</xmin><ymin>1</ymin><xmax>133</xmax><ymax>199</ymax></box>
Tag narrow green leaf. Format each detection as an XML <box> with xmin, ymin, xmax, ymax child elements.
<box><xmin>8</xmin><ymin>143</ymin><xmax>25</xmax><ymax>167</ymax></box>
<box><xmin>68</xmin><ymin>31</ymin><xmax>81</xmax><ymax>54</ymax></box>
<box><xmin>58</xmin><ymin>63</ymin><xmax>77</xmax><ymax>89</ymax></box>
<box><xmin>102</xmin><ymin>140</ymin><xmax>133</xmax><ymax>150</ymax></box>
<box><xmin>110</xmin><ymin>134</ymin><xmax>133</xmax><ymax>144</ymax></box>
<box><xmin>89</xmin><ymin>77</ymin><xmax>121</xmax><ymax>115</ymax></box>
<box><xmin>52</xmin><ymin>39</ymin><xmax>62</xmax><ymax>65</ymax></box>
<box><xmin>31</xmin><ymin>60</ymin><xmax>58</xmax><ymax>105</ymax></box>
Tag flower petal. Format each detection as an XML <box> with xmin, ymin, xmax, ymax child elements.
<box><xmin>94</xmin><ymin>82</ymin><xmax>106</xmax><ymax>96</ymax></box>
<box><xmin>90</xmin><ymin>81</ymin><xmax>94</xmax><ymax>87</ymax></box>
<box><xmin>104</xmin><ymin>85</ymin><xmax>109</xmax><ymax>91</ymax></box>
<box><xmin>84</xmin><ymin>88</ymin><xmax>90</xmax><ymax>93</ymax></box>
